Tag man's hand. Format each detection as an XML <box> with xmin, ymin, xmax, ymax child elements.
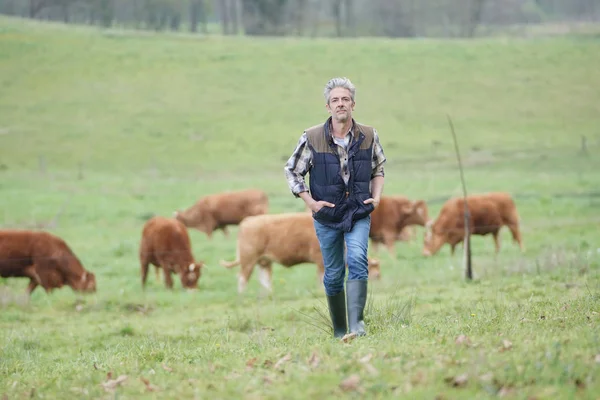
<box><xmin>310</xmin><ymin>200</ymin><xmax>335</xmax><ymax>213</ymax></box>
<box><xmin>363</xmin><ymin>197</ymin><xmax>380</xmax><ymax>209</ymax></box>
<box><xmin>299</xmin><ymin>191</ymin><xmax>335</xmax><ymax>213</ymax></box>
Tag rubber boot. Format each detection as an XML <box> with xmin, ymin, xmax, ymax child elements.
<box><xmin>326</xmin><ymin>290</ymin><xmax>348</xmax><ymax>338</ymax></box>
<box><xmin>346</xmin><ymin>279</ymin><xmax>367</xmax><ymax>336</ymax></box>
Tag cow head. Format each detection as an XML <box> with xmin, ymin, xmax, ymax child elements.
<box><xmin>77</xmin><ymin>271</ymin><xmax>97</xmax><ymax>293</ymax></box>
<box><xmin>175</xmin><ymin>208</ymin><xmax>216</xmax><ymax>238</ymax></box>
<box><xmin>367</xmin><ymin>258</ymin><xmax>381</xmax><ymax>280</ymax></box>
<box><xmin>180</xmin><ymin>262</ymin><xmax>204</xmax><ymax>289</ymax></box>
<box><xmin>400</xmin><ymin>200</ymin><xmax>429</xmax><ymax>226</ymax></box>
<box><xmin>422</xmin><ymin>219</ymin><xmax>444</xmax><ymax>257</ymax></box>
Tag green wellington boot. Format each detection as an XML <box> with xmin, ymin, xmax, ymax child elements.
<box><xmin>326</xmin><ymin>290</ymin><xmax>348</xmax><ymax>338</ymax></box>
<box><xmin>346</xmin><ymin>279</ymin><xmax>368</xmax><ymax>336</ymax></box>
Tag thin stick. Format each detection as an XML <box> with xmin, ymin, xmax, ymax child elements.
<box><xmin>447</xmin><ymin>115</ymin><xmax>472</xmax><ymax>280</ymax></box>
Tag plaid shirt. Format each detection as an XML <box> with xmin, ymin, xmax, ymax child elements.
<box><xmin>284</xmin><ymin>123</ymin><xmax>386</xmax><ymax>197</ymax></box>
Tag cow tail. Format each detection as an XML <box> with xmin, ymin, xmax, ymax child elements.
<box><xmin>219</xmin><ymin>245</ymin><xmax>240</xmax><ymax>269</ymax></box>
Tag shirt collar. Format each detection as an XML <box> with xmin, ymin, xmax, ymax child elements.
<box><xmin>326</xmin><ymin>117</ymin><xmax>355</xmax><ymax>142</ymax></box>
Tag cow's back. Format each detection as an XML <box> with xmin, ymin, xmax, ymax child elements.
<box><xmin>0</xmin><ymin>230</ymin><xmax>37</xmax><ymax>276</ymax></box>
<box><xmin>142</xmin><ymin>216</ymin><xmax>193</xmax><ymax>266</ymax></box>
<box><xmin>0</xmin><ymin>230</ymin><xmax>88</xmax><ymax>286</ymax></box>
<box><xmin>208</xmin><ymin>189</ymin><xmax>269</xmax><ymax>224</ymax></box>
<box><xmin>238</xmin><ymin>213</ymin><xmax>319</xmax><ymax>266</ymax></box>
<box><xmin>485</xmin><ymin>192</ymin><xmax>518</xmax><ymax>222</ymax></box>
<box><xmin>437</xmin><ymin>197</ymin><xmax>502</xmax><ymax>235</ymax></box>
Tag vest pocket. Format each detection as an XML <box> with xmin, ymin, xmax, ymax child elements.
<box><xmin>352</xmin><ymin>193</ymin><xmax>375</xmax><ymax>221</ymax></box>
<box><xmin>314</xmin><ymin>202</ymin><xmax>347</xmax><ymax>223</ymax></box>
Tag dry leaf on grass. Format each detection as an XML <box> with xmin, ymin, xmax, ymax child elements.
<box><xmin>359</xmin><ymin>353</ymin><xmax>373</xmax><ymax>364</ymax></box>
<box><xmin>273</xmin><ymin>353</ymin><xmax>292</xmax><ymax>370</ymax></box>
<box><xmin>455</xmin><ymin>335</ymin><xmax>472</xmax><ymax>346</ymax></box>
<box><xmin>479</xmin><ymin>372</ymin><xmax>494</xmax><ymax>383</ymax></box>
<box><xmin>308</xmin><ymin>352</ymin><xmax>320</xmax><ymax>369</ymax></box>
<box><xmin>101</xmin><ymin>375</ymin><xmax>128</xmax><ymax>392</ymax></box>
<box><xmin>263</xmin><ymin>359</ymin><xmax>274</xmax><ymax>368</ymax></box>
<box><xmin>246</xmin><ymin>357</ymin><xmax>258</xmax><ymax>371</ymax></box>
<box><xmin>363</xmin><ymin>363</ymin><xmax>379</xmax><ymax>376</ymax></box>
<box><xmin>339</xmin><ymin>374</ymin><xmax>362</xmax><ymax>392</ymax></box>
<box><xmin>499</xmin><ymin>340</ymin><xmax>513</xmax><ymax>352</ymax></box>
<box><xmin>225</xmin><ymin>372</ymin><xmax>241</xmax><ymax>381</ymax></box>
<box><xmin>357</xmin><ymin>353</ymin><xmax>379</xmax><ymax>376</ymax></box>
<box><xmin>161</xmin><ymin>363</ymin><xmax>173</xmax><ymax>372</ymax></box>
<box><xmin>444</xmin><ymin>373</ymin><xmax>468</xmax><ymax>388</ymax></box>
<box><xmin>411</xmin><ymin>371</ymin><xmax>426</xmax><ymax>385</ymax></box>
<box><xmin>498</xmin><ymin>385</ymin><xmax>515</xmax><ymax>397</ymax></box>
<box><xmin>140</xmin><ymin>377</ymin><xmax>159</xmax><ymax>392</ymax></box>
<box><xmin>594</xmin><ymin>354</ymin><xmax>600</xmax><ymax>363</ymax></box>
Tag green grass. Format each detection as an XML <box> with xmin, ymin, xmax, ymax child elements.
<box><xmin>1</xmin><ymin>16</ymin><xmax>600</xmax><ymax>399</ymax></box>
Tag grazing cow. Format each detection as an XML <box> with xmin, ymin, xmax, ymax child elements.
<box><xmin>174</xmin><ymin>189</ymin><xmax>269</xmax><ymax>238</ymax></box>
<box><xmin>0</xmin><ymin>230</ymin><xmax>97</xmax><ymax>295</ymax></box>
<box><xmin>140</xmin><ymin>216</ymin><xmax>204</xmax><ymax>289</ymax></box>
<box><xmin>219</xmin><ymin>213</ymin><xmax>381</xmax><ymax>293</ymax></box>
<box><xmin>422</xmin><ymin>192</ymin><xmax>524</xmax><ymax>256</ymax></box>
<box><xmin>369</xmin><ymin>195</ymin><xmax>429</xmax><ymax>256</ymax></box>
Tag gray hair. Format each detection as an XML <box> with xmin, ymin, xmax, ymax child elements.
<box><xmin>323</xmin><ymin>77</ymin><xmax>356</xmax><ymax>104</ymax></box>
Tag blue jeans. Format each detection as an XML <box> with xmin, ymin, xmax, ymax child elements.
<box><xmin>313</xmin><ymin>215</ymin><xmax>371</xmax><ymax>296</ymax></box>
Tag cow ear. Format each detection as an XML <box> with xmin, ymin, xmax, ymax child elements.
<box><xmin>81</xmin><ymin>272</ymin><xmax>87</xmax><ymax>282</ymax></box>
<box><xmin>400</xmin><ymin>204</ymin><xmax>413</xmax><ymax>215</ymax></box>
<box><xmin>425</xmin><ymin>219</ymin><xmax>434</xmax><ymax>229</ymax></box>
<box><xmin>415</xmin><ymin>200</ymin><xmax>426</xmax><ymax>216</ymax></box>
<box><xmin>189</xmin><ymin>263</ymin><xmax>195</xmax><ymax>272</ymax></box>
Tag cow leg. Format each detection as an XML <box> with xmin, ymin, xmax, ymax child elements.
<box><xmin>154</xmin><ymin>266</ymin><xmax>161</xmax><ymax>282</ymax></box>
<box><xmin>222</xmin><ymin>226</ymin><xmax>230</xmax><ymax>238</ymax></box>
<box><xmin>238</xmin><ymin>255</ymin><xmax>260</xmax><ymax>294</ymax></box>
<box><xmin>27</xmin><ymin>279</ymin><xmax>38</xmax><ymax>295</ymax></box>
<box><xmin>382</xmin><ymin>232</ymin><xmax>396</xmax><ymax>258</ymax></box>
<box><xmin>257</xmin><ymin>262</ymin><xmax>273</xmax><ymax>292</ymax></box>
<box><xmin>450</xmin><ymin>243</ymin><xmax>457</xmax><ymax>256</ymax></box>
<box><xmin>370</xmin><ymin>240</ymin><xmax>380</xmax><ymax>255</ymax></box>
<box><xmin>141</xmin><ymin>261</ymin><xmax>150</xmax><ymax>288</ymax></box>
<box><xmin>162</xmin><ymin>266</ymin><xmax>174</xmax><ymax>289</ymax></box>
<box><xmin>508</xmin><ymin>223</ymin><xmax>524</xmax><ymax>252</ymax></box>
<box><xmin>493</xmin><ymin>231</ymin><xmax>501</xmax><ymax>254</ymax></box>
<box><xmin>23</xmin><ymin>265</ymin><xmax>41</xmax><ymax>295</ymax></box>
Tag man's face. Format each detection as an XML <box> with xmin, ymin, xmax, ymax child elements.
<box><xmin>326</xmin><ymin>87</ymin><xmax>355</xmax><ymax>123</ymax></box>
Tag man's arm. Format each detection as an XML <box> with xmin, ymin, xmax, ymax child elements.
<box><xmin>284</xmin><ymin>133</ymin><xmax>312</xmax><ymax>197</ymax></box>
<box><xmin>364</xmin><ymin>129</ymin><xmax>387</xmax><ymax>208</ymax></box>
<box><xmin>283</xmin><ymin>133</ymin><xmax>334</xmax><ymax>212</ymax></box>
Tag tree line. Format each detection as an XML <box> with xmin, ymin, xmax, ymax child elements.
<box><xmin>1</xmin><ymin>0</ymin><xmax>598</xmax><ymax>38</ymax></box>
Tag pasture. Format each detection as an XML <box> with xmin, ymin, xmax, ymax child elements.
<box><xmin>1</xmin><ymin>15</ymin><xmax>600</xmax><ymax>399</ymax></box>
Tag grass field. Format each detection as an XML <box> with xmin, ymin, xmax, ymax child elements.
<box><xmin>1</xmin><ymin>15</ymin><xmax>600</xmax><ymax>399</ymax></box>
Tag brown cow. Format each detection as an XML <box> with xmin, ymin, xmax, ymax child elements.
<box><xmin>174</xmin><ymin>189</ymin><xmax>269</xmax><ymax>238</ymax></box>
<box><xmin>422</xmin><ymin>192</ymin><xmax>524</xmax><ymax>256</ymax></box>
<box><xmin>0</xmin><ymin>230</ymin><xmax>97</xmax><ymax>295</ymax></box>
<box><xmin>219</xmin><ymin>213</ymin><xmax>381</xmax><ymax>293</ymax></box>
<box><xmin>140</xmin><ymin>216</ymin><xmax>205</xmax><ymax>289</ymax></box>
<box><xmin>369</xmin><ymin>195</ymin><xmax>429</xmax><ymax>256</ymax></box>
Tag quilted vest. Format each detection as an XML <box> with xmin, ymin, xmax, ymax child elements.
<box><xmin>306</xmin><ymin>117</ymin><xmax>375</xmax><ymax>232</ymax></box>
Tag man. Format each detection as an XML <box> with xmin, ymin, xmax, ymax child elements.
<box><xmin>284</xmin><ymin>77</ymin><xmax>386</xmax><ymax>338</ymax></box>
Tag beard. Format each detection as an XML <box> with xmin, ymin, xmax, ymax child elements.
<box><xmin>334</xmin><ymin>109</ymin><xmax>349</xmax><ymax>122</ymax></box>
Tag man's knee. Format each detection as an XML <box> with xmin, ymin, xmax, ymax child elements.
<box><xmin>323</xmin><ymin>276</ymin><xmax>344</xmax><ymax>296</ymax></box>
<box><xmin>346</xmin><ymin>243</ymin><xmax>369</xmax><ymax>280</ymax></box>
